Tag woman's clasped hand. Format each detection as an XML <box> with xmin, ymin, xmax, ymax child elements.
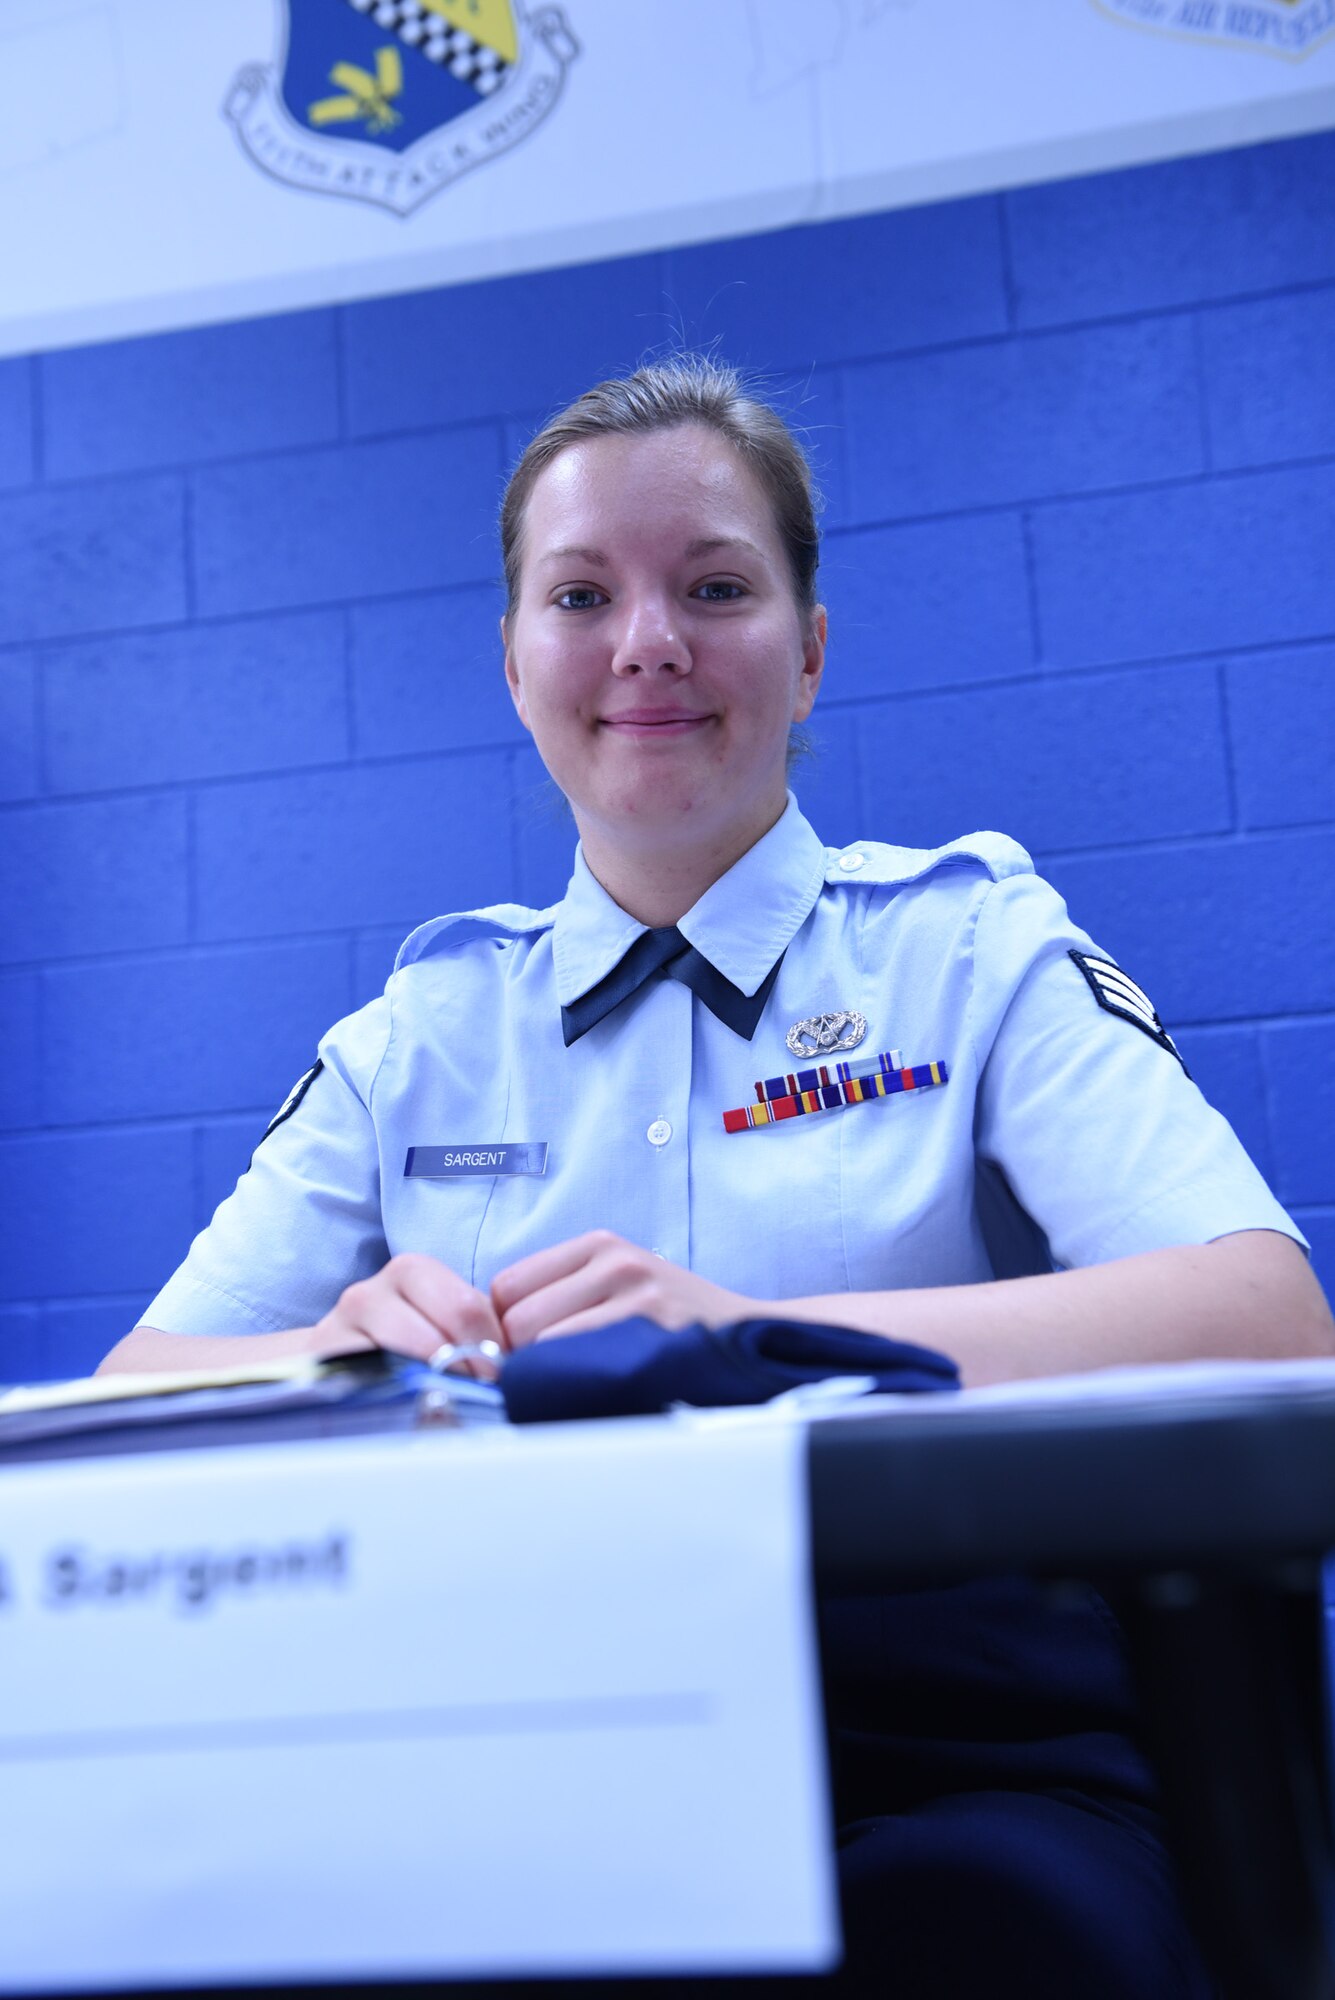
<box><xmin>310</xmin><ymin>1234</ymin><xmax>755</xmax><ymax>1365</ymax></box>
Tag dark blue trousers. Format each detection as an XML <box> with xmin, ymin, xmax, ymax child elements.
<box><xmin>813</xmin><ymin>1576</ymin><xmax>1217</xmax><ymax>1996</ymax></box>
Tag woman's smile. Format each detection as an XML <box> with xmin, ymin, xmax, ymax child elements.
<box><xmin>597</xmin><ymin>706</ymin><xmax>716</xmax><ymax>736</ymax></box>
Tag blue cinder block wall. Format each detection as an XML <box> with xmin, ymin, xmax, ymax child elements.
<box><xmin>1</xmin><ymin>131</ymin><xmax>1332</xmax><ymax>1379</ymax></box>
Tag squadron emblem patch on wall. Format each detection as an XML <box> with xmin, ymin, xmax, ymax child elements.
<box><xmin>226</xmin><ymin>0</ymin><xmax>579</xmax><ymax>215</ymax></box>
<box><xmin>1069</xmin><ymin>952</ymin><xmax>1187</xmax><ymax>1070</ymax></box>
<box><xmin>1092</xmin><ymin>0</ymin><xmax>1335</xmax><ymax>61</ymax></box>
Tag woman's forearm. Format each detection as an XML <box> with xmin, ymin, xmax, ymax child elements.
<box><xmin>98</xmin><ymin>1233</ymin><xmax>1334</xmax><ymax>1388</ymax></box>
<box><xmin>777</xmin><ymin>1231</ymin><xmax>1334</xmax><ymax>1389</ymax></box>
<box><xmin>99</xmin><ymin>1255</ymin><xmax>503</xmax><ymax>1375</ymax></box>
<box><xmin>96</xmin><ymin>1323</ymin><xmax>346</xmax><ymax>1375</ymax></box>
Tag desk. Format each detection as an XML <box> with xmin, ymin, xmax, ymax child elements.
<box><xmin>5</xmin><ymin>1359</ymin><xmax>1335</xmax><ymax>1997</ymax></box>
<box><xmin>808</xmin><ymin>1361</ymin><xmax>1335</xmax><ymax>2000</ymax></box>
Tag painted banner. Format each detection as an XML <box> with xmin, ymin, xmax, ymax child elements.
<box><xmin>0</xmin><ymin>0</ymin><xmax>1332</xmax><ymax>357</ymax></box>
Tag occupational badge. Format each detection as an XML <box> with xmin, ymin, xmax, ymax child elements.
<box><xmin>226</xmin><ymin>0</ymin><xmax>579</xmax><ymax>216</ymax></box>
<box><xmin>785</xmin><ymin>1011</ymin><xmax>868</xmax><ymax>1059</ymax></box>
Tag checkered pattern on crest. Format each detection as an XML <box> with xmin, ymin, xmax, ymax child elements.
<box><xmin>344</xmin><ymin>0</ymin><xmax>510</xmax><ymax>94</ymax></box>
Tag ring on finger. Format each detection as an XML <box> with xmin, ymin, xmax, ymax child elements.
<box><xmin>429</xmin><ymin>1338</ymin><xmax>504</xmax><ymax>1374</ymax></box>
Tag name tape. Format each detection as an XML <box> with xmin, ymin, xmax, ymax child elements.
<box><xmin>404</xmin><ymin>1143</ymin><xmax>549</xmax><ymax>1178</ymax></box>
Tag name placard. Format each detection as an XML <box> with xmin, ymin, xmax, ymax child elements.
<box><xmin>0</xmin><ymin>1418</ymin><xmax>836</xmax><ymax>1987</ymax></box>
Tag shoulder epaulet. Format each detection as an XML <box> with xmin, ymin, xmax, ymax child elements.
<box><xmin>823</xmin><ymin>831</ymin><xmax>1033</xmax><ymax>888</ymax></box>
<box><xmin>393</xmin><ymin>902</ymin><xmax>558</xmax><ymax>974</ymax></box>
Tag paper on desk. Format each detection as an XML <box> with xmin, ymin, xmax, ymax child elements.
<box><xmin>869</xmin><ymin>1355</ymin><xmax>1335</xmax><ymax>1413</ymax></box>
<box><xmin>0</xmin><ymin>1352</ymin><xmax>342</xmax><ymax>1410</ymax></box>
<box><xmin>0</xmin><ymin>1350</ymin><xmax>505</xmax><ymax>1460</ymax></box>
<box><xmin>0</xmin><ymin>1416</ymin><xmax>837</xmax><ymax>1986</ymax></box>
<box><xmin>666</xmin><ymin>1357</ymin><xmax>1335</xmax><ymax>1438</ymax></box>
<box><xmin>0</xmin><ymin>1350</ymin><xmax>384</xmax><ymax>1439</ymax></box>
<box><xmin>962</xmin><ymin>1356</ymin><xmax>1335</xmax><ymax>1406</ymax></box>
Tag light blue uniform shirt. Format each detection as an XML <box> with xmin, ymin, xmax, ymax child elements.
<box><xmin>144</xmin><ymin>798</ymin><xmax>1300</xmax><ymax>1337</ymax></box>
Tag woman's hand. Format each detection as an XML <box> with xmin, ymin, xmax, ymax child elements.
<box><xmin>491</xmin><ymin>1231</ymin><xmax>759</xmax><ymax>1347</ymax></box>
<box><xmin>312</xmin><ymin>1252</ymin><xmax>506</xmax><ymax>1362</ymax></box>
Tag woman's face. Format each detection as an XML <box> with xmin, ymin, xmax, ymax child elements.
<box><xmin>503</xmin><ymin>424</ymin><xmax>825</xmax><ymax>869</ymax></box>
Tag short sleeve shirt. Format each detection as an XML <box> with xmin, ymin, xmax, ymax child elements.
<box><xmin>143</xmin><ymin>798</ymin><xmax>1301</xmax><ymax>1337</ymax></box>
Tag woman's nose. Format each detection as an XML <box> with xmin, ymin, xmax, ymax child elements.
<box><xmin>611</xmin><ymin>598</ymin><xmax>693</xmax><ymax>677</ymax></box>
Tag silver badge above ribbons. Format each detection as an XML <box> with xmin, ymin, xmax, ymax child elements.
<box><xmin>785</xmin><ymin>1012</ymin><xmax>868</xmax><ymax>1059</ymax></box>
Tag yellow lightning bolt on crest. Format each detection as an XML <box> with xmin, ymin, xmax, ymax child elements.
<box><xmin>309</xmin><ymin>47</ymin><xmax>404</xmax><ymax>134</ymax></box>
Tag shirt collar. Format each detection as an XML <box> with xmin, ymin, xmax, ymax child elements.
<box><xmin>552</xmin><ymin>795</ymin><xmax>828</xmax><ymax>1007</ymax></box>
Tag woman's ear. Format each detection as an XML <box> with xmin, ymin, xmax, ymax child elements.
<box><xmin>793</xmin><ymin>605</ymin><xmax>827</xmax><ymax>724</ymax></box>
<box><xmin>501</xmin><ymin>615</ymin><xmax>531</xmax><ymax>730</ymax></box>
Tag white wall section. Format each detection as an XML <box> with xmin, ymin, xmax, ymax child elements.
<box><xmin>0</xmin><ymin>0</ymin><xmax>1332</xmax><ymax>356</ymax></box>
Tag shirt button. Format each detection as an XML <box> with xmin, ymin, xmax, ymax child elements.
<box><xmin>838</xmin><ymin>852</ymin><xmax>866</xmax><ymax>872</ymax></box>
<box><xmin>646</xmin><ymin>1118</ymin><xmax>672</xmax><ymax>1147</ymax></box>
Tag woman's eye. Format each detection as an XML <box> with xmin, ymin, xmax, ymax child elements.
<box><xmin>693</xmin><ymin>579</ymin><xmax>745</xmax><ymax>603</ymax></box>
<box><xmin>554</xmin><ymin>586</ymin><xmax>606</xmax><ymax>610</ymax></box>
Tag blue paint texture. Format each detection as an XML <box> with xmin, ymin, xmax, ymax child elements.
<box><xmin>1</xmin><ymin>795</ymin><xmax>190</xmax><ymax>965</ymax></box>
<box><xmin>661</xmin><ymin>199</ymin><xmax>1009</xmax><ymax>367</ymax></box>
<box><xmin>44</xmin><ymin>614</ymin><xmax>349</xmax><ymax>792</ymax></box>
<box><xmin>0</xmin><ymin>358</ymin><xmax>33</xmax><ymax>489</ymax></box>
<box><xmin>350</xmin><ymin>589</ymin><xmax>527</xmax><ymax>756</ymax></box>
<box><xmin>846</xmin><ymin>318</ymin><xmax>1204</xmax><ymax>520</ymax></box>
<box><xmin>1226</xmin><ymin>646</ymin><xmax>1335</xmax><ymax>831</ymax></box>
<box><xmin>192</xmin><ymin>429</ymin><xmax>500</xmax><ymax>616</ymax></box>
<box><xmin>343</xmin><ymin>252</ymin><xmax>666</xmax><ymax>437</ymax></box>
<box><xmin>1007</xmin><ymin>130</ymin><xmax>1335</xmax><ymax>323</ymax></box>
<box><xmin>0</xmin><ymin>651</ymin><xmax>38</xmax><ymax>802</ymax></box>
<box><xmin>41</xmin><ymin>311</ymin><xmax>341</xmax><ymax>479</ymax></box>
<box><xmin>0</xmin><ymin>477</ymin><xmax>186</xmax><ymax>644</ymax></box>
<box><xmin>1033</xmin><ymin>460</ymin><xmax>1335</xmax><ymax>668</ymax></box>
<box><xmin>193</xmin><ymin>753</ymin><xmax>515</xmax><ymax>941</ymax></box>
<box><xmin>1202</xmin><ymin>286</ymin><xmax>1335</xmax><ymax>472</ymax></box>
<box><xmin>2</xmin><ymin>128</ymin><xmax>1333</xmax><ymax>1376</ymax></box>
<box><xmin>859</xmin><ymin>664</ymin><xmax>1231</xmax><ymax>857</ymax></box>
<box><xmin>0</xmin><ymin>975</ymin><xmax>40</xmax><ymax>1131</ymax></box>
<box><xmin>41</xmin><ymin>941</ymin><xmax>356</xmax><ymax>1125</ymax></box>
<box><xmin>1265</xmin><ymin>1021</ymin><xmax>1335</xmax><ymax>1208</ymax></box>
<box><xmin>820</xmin><ymin>517</ymin><xmax>1032</xmax><ymax>695</ymax></box>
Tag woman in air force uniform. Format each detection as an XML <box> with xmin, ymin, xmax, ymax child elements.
<box><xmin>104</xmin><ymin>358</ymin><xmax>1332</xmax><ymax>1995</ymax></box>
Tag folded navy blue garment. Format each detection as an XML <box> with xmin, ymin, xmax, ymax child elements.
<box><xmin>499</xmin><ymin>1315</ymin><xmax>959</xmax><ymax>1424</ymax></box>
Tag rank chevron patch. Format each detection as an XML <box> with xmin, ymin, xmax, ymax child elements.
<box><xmin>1069</xmin><ymin>951</ymin><xmax>1186</xmax><ymax>1069</ymax></box>
<box><xmin>262</xmin><ymin>1058</ymin><xmax>325</xmax><ymax>1142</ymax></box>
